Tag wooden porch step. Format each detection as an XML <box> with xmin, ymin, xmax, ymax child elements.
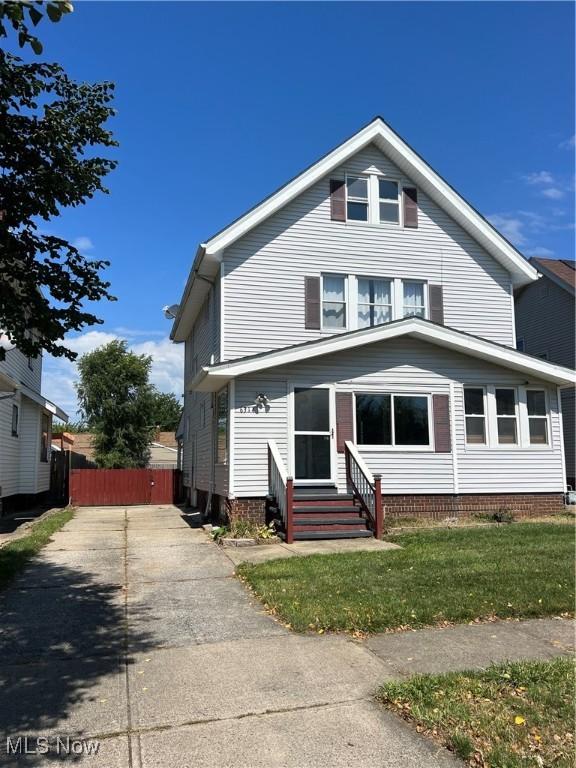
<box><xmin>292</xmin><ymin>529</ymin><xmax>373</xmax><ymax>540</ymax></box>
<box><xmin>293</xmin><ymin>504</ymin><xmax>359</xmax><ymax>514</ymax></box>
<box><xmin>293</xmin><ymin>516</ymin><xmax>366</xmax><ymax>526</ymax></box>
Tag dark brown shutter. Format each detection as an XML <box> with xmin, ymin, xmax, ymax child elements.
<box><xmin>403</xmin><ymin>187</ymin><xmax>418</xmax><ymax>228</ymax></box>
<box><xmin>432</xmin><ymin>394</ymin><xmax>451</xmax><ymax>452</ymax></box>
<box><xmin>330</xmin><ymin>179</ymin><xmax>346</xmax><ymax>221</ymax></box>
<box><xmin>429</xmin><ymin>284</ymin><xmax>444</xmax><ymax>324</ymax></box>
<box><xmin>304</xmin><ymin>276</ymin><xmax>321</xmax><ymax>330</ymax></box>
<box><xmin>336</xmin><ymin>392</ymin><xmax>354</xmax><ymax>453</ymax></box>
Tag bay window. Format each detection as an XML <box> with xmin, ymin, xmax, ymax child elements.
<box><xmin>355</xmin><ymin>393</ymin><xmax>430</xmax><ymax>447</ymax></box>
<box><xmin>357</xmin><ymin>278</ymin><xmax>392</xmax><ymax>328</ymax></box>
<box><xmin>378</xmin><ymin>179</ymin><xmax>400</xmax><ymax>224</ymax></box>
<box><xmin>403</xmin><ymin>282</ymin><xmax>426</xmax><ymax>317</ymax></box>
<box><xmin>464</xmin><ymin>388</ymin><xmax>486</xmax><ymax>444</ymax></box>
<box><xmin>346</xmin><ymin>176</ymin><xmax>369</xmax><ymax>221</ymax></box>
<box><xmin>322</xmin><ymin>275</ymin><xmax>347</xmax><ymax>329</ymax></box>
<box><xmin>526</xmin><ymin>390</ymin><xmax>548</xmax><ymax>445</ymax></box>
<box><xmin>495</xmin><ymin>388</ymin><xmax>518</xmax><ymax>445</ymax></box>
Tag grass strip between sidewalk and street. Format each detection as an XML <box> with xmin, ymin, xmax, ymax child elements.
<box><xmin>237</xmin><ymin>523</ymin><xmax>575</xmax><ymax>633</ymax></box>
<box><xmin>0</xmin><ymin>507</ymin><xmax>75</xmax><ymax>590</ymax></box>
<box><xmin>377</xmin><ymin>657</ymin><xmax>575</xmax><ymax>768</ymax></box>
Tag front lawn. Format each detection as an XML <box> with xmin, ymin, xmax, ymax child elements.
<box><xmin>378</xmin><ymin>657</ymin><xmax>575</xmax><ymax>767</ymax></box>
<box><xmin>237</xmin><ymin>524</ymin><xmax>575</xmax><ymax>633</ymax></box>
<box><xmin>0</xmin><ymin>507</ymin><xmax>74</xmax><ymax>590</ymax></box>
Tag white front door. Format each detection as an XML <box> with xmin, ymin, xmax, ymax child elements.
<box><xmin>292</xmin><ymin>386</ymin><xmax>335</xmax><ymax>484</ymax></box>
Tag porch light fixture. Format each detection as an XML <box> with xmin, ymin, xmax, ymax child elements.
<box><xmin>254</xmin><ymin>393</ymin><xmax>269</xmax><ymax>409</ymax></box>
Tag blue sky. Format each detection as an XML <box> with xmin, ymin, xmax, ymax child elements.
<box><xmin>9</xmin><ymin>1</ymin><xmax>574</xmax><ymax>417</ymax></box>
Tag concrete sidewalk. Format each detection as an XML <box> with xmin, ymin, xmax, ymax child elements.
<box><xmin>0</xmin><ymin>505</ymin><xmax>572</xmax><ymax>767</ymax></box>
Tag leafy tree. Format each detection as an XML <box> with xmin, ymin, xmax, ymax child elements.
<box><xmin>0</xmin><ymin>1</ymin><xmax>73</xmax><ymax>54</ymax></box>
<box><xmin>52</xmin><ymin>419</ymin><xmax>88</xmax><ymax>433</ymax></box>
<box><xmin>76</xmin><ymin>341</ymin><xmax>156</xmax><ymax>468</ymax></box>
<box><xmin>149</xmin><ymin>389</ymin><xmax>183</xmax><ymax>432</ymax></box>
<box><xmin>0</xmin><ymin>48</ymin><xmax>117</xmax><ymax>362</ymax></box>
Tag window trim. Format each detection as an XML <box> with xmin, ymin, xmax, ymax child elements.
<box><xmin>11</xmin><ymin>403</ymin><xmax>19</xmax><ymax>438</ymax></box>
<box><xmin>402</xmin><ymin>280</ymin><xmax>427</xmax><ymax>319</ymax></box>
<box><xmin>463</xmin><ymin>386</ymin><xmax>487</xmax><ymax>446</ymax></box>
<box><xmin>344</xmin><ymin>172</ymin><xmax>408</xmax><ymax>228</ymax></box>
<box><xmin>40</xmin><ymin>412</ymin><xmax>50</xmax><ymax>463</ymax></box>
<box><xmin>345</xmin><ymin>174</ymin><xmax>369</xmax><ymax>222</ymax></box>
<box><xmin>215</xmin><ymin>386</ymin><xmax>229</xmax><ymax>465</ymax></box>
<box><xmin>377</xmin><ymin>178</ymin><xmax>400</xmax><ymax>226</ymax></box>
<box><xmin>494</xmin><ymin>387</ymin><xmax>519</xmax><ymax>446</ymax></box>
<box><xmin>463</xmin><ymin>384</ymin><xmax>554</xmax><ymax>451</ymax></box>
<box><xmin>524</xmin><ymin>387</ymin><xmax>550</xmax><ymax>447</ymax></box>
<box><xmin>353</xmin><ymin>391</ymin><xmax>433</xmax><ymax>452</ymax></box>
<box><xmin>321</xmin><ymin>273</ymin><xmax>348</xmax><ymax>331</ymax></box>
<box><xmin>357</xmin><ymin>276</ymin><xmax>393</xmax><ymax>329</ymax></box>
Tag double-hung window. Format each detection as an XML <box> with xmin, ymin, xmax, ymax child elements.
<box><xmin>40</xmin><ymin>413</ymin><xmax>50</xmax><ymax>462</ymax></box>
<box><xmin>346</xmin><ymin>176</ymin><xmax>369</xmax><ymax>221</ymax></box>
<box><xmin>495</xmin><ymin>388</ymin><xmax>518</xmax><ymax>444</ymax></box>
<box><xmin>526</xmin><ymin>390</ymin><xmax>548</xmax><ymax>445</ymax></box>
<box><xmin>378</xmin><ymin>180</ymin><xmax>400</xmax><ymax>224</ymax></box>
<box><xmin>464</xmin><ymin>388</ymin><xmax>486</xmax><ymax>444</ymax></box>
<box><xmin>357</xmin><ymin>278</ymin><xmax>392</xmax><ymax>328</ymax></box>
<box><xmin>322</xmin><ymin>275</ymin><xmax>347</xmax><ymax>329</ymax></box>
<box><xmin>403</xmin><ymin>282</ymin><xmax>426</xmax><ymax>317</ymax></box>
<box><xmin>355</xmin><ymin>393</ymin><xmax>430</xmax><ymax>447</ymax></box>
<box><xmin>11</xmin><ymin>404</ymin><xmax>18</xmax><ymax>437</ymax></box>
<box><xmin>216</xmin><ymin>387</ymin><xmax>228</xmax><ymax>463</ymax></box>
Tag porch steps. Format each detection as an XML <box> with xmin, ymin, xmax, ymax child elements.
<box><xmin>271</xmin><ymin>487</ymin><xmax>374</xmax><ymax>541</ymax></box>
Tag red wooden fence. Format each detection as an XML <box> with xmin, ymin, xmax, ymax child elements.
<box><xmin>70</xmin><ymin>469</ymin><xmax>178</xmax><ymax>506</ymax></box>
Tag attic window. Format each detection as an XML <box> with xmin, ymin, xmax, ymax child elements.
<box><xmin>378</xmin><ymin>179</ymin><xmax>400</xmax><ymax>224</ymax></box>
<box><xmin>346</xmin><ymin>176</ymin><xmax>368</xmax><ymax>221</ymax></box>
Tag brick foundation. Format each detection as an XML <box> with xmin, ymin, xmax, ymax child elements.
<box><xmin>382</xmin><ymin>493</ymin><xmax>565</xmax><ymax>520</ymax></box>
<box><xmin>226</xmin><ymin>497</ymin><xmax>267</xmax><ymax>525</ymax></box>
<box><xmin>225</xmin><ymin>493</ymin><xmax>565</xmax><ymax>525</ymax></box>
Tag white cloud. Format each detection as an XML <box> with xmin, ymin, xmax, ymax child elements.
<box><xmin>524</xmin><ymin>246</ymin><xmax>555</xmax><ymax>258</ymax></box>
<box><xmin>541</xmin><ymin>187</ymin><xmax>564</xmax><ymax>200</ymax></box>
<box><xmin>72</xmin><ymin>236</ymin><xmax>94</xmax><ymax>252</ymax></box>
<box><xmin>487</xmin><ymin>214</ymin><xmax>527</xmax><ymax>246</ymax></box>
<box><xmin>42</xmin><ymin>330</ymin><xmax>183</xmax><ymax>421</ymax></box>
<box><xmin>113</xmin><ymin>327</ymin><xmax>165</xmax><ymax>337</ymax></box>
<box><xmin>523</xmin><ymin>171</ymin><xmax>555</xmax><ymax>186</ymax></box>
<box><xmin>559</xmin><ymin>135</ymin><xmax>575</xmax><ymax>150</ymax></box>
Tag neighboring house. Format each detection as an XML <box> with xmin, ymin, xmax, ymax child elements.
<box><xmin>0</xmin><ymin>336</ymin><xmax>68</xmax><ymax>513</ymax></box>
<box><xmin>515</xmin><ymin>258</ymin><xmax>576</xmax><ymax>488</ymax></box>
<box><xmin>65</xmin><ymin>431</ymin><xmax>178</xmax><ymax>469</ymax></box>
<box><xmin>170</xmin><ymin>117</ymin><xmax>575</xmax><ymax>540</ymax></box>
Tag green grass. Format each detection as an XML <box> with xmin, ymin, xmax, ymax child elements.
<box><xmin>377</xmin><ymin>657</ymin><xmax>575</xmax><ymax>767</ymax></box>
<box><xmin>237</xmin><ymin>524</ymin><xmax>575</xmax><ymax>633</ymax></box>
<box><xmin>0</xmin><ymin>507</ymin><xmax>75</xmax><ymax>590</ymax></box>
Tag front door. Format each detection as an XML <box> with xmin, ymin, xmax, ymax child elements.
<box><xmin>293</xmin><ymin>386</ymin><xmax>334</xmax><ymax>483</ymax></box>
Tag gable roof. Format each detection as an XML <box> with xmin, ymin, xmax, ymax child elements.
<box><xmin>189</xmin><ymin>317</ymin><xmax>576</xmax><ymax>392</ymax></box>
<box><xmin>171</xmin><ymin>116</ymin><xmax>538</xmax><ymax>341</ymax></box>
<box><xmin>532</xmin><ymin>258</ymin><xmax>575</xmax><ymax>295</ymax></box>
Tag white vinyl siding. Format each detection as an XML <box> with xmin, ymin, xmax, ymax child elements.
<box><xmin>222</xmin><ymin>144</ymin><xmax>515</xmax><ymax>360</ymax></box>
<box><xmin>230</xmin><ymin>338</ymin><xmax>564</xmax><ymax>497</ymax></box>
<box><xmin>182</xmin><ymin>280</ymin><xmax>229</xmax><ymax>496</ymax></box>
<box><xmin>0</xmin><ymin>347</ymin><xmax>49</xmax><ymax>500</ymax></box>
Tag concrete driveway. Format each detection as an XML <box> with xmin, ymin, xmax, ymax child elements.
<box><xmin>0</xmin><ymin>504</ymin><xmax>460</xmax><ymax>768</ymax></box>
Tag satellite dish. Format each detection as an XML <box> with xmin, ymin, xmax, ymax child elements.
<box><xmin>162</xmin><ymin>304</ymin><xmax>180</xmax><ymax>320</ymax></box>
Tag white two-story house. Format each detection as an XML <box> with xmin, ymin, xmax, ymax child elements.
<box><xmin>170</xmin><ymin>118</ymin><xmax>575</xmax><ymax>541</ymax></box>
<box><xmin>0</xmin><ymin>336</ymin><xmax>68</xmax><ymax>513</ymax></box>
